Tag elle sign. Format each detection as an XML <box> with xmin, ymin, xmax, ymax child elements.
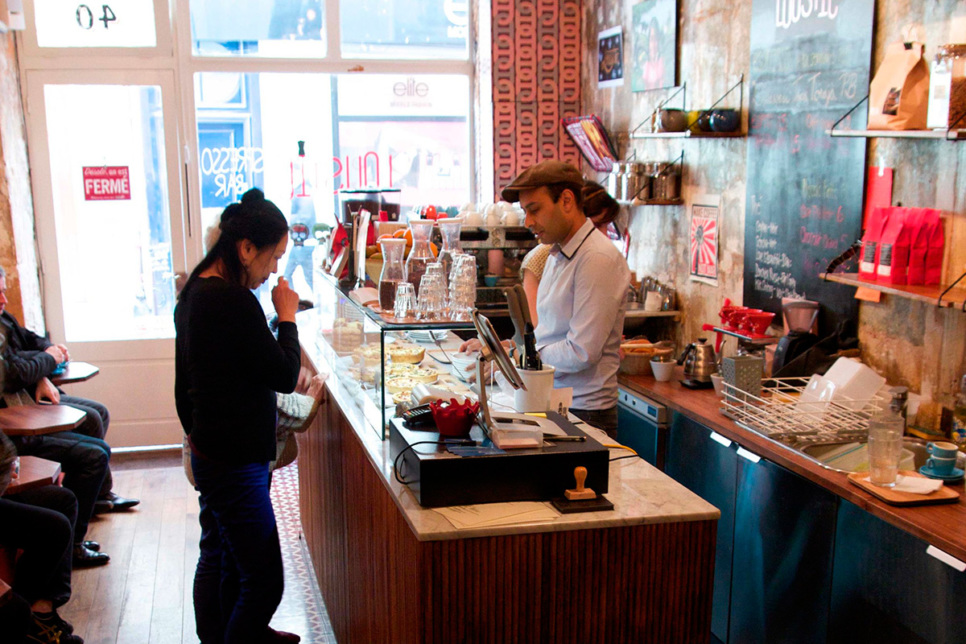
<box><xmin>83</xmin><ymin>166</ymin><xmax>131</xmax><ymax>201</ymax></box>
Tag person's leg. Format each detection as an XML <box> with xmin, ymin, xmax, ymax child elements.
<box><xmin>58</xmin><ymin>396</ymin><xmax>119</xmax><ymax>501</ymax></box>
<box><xmin>569</xmin><ymin>406</ymin><xmax>619</xmax><ymax>439</ymax></box>
<box><xmin>192</xmin><ymin>457</ymin><xmax>285</xmax><ymax>644</ymax></box>
<box><xmin>0</xmin><ymin>589</ymin><xmax>31</xmax><ymax>642</ymax></box>
<box><xmin>6</xmin><ymin>485</ymin><xmax>78</xmax><ymax>609</ymax></box>
<box><xmin>0</xmin><ymin>493</ymin><xmax>74</xmax><ymax>609</ymax></box>
<box><xmin>10</xmin><ymin>433</ymin><xmax>109</xmax><ymax>564</ymax></box>
<box><xmin>58</xmin><ymin>396</ymin><xmax>109</xmax><ymax>440</ymax></box>
<box><xmin>190</xmin><ymin>471</ymin><xmax>227</xmax><ymax>644</ymax></box>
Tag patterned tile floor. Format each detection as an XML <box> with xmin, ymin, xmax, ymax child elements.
<box><xmin>270</xmin><ymin>464</ymin><xmax>337</xmax><ymax>644</ymax></box>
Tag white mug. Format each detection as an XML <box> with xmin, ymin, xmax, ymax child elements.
<box><xmin>503</xmin><ymin>209</ymin><xmax>521</xmax><ymax>226</ymax></box>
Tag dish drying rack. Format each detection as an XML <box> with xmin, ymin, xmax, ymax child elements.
<box><xmin>720</xmin><ymin>377</ymin><xmax>890</xmax><ymax>443</ymax></box>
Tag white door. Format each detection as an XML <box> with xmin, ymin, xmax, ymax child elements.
<box><xmin>25</xmin><ymin>70</ymin><xmax>189</xmax><ymax>447</ymax></box>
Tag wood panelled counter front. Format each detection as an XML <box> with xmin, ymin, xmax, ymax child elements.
<box><xmin>295</xmin><ymin>312</ymin><xmax>720</xmax><ymax>643</ymax></box>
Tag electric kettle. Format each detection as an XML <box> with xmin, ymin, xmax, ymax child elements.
<box><xmin>678</xmin><ymin>338</ymin><xmax>718</xmax><ymax>385</ymax></box>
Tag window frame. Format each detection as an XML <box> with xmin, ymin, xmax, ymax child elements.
<box><xmin>19</xmin><ymin>0</ymin><xmax>480</xmax><ymax>265</ymax></box>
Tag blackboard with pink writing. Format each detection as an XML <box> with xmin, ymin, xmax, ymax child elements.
<box><xmin>744</xmin><ymin>0</ymin><xmax>874</xmax><ymax>329</ymax></box>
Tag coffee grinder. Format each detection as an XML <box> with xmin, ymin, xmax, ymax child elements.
<box><xmin>771</xmin><ymin>301</ymin><xmax>820</xmax><ymax>376</ymax></box>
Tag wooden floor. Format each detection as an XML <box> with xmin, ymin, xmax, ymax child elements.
<box><xmin>59</xmin><ymin>453</ymin><xmax>334</xmax><ymax>644</ymax></box>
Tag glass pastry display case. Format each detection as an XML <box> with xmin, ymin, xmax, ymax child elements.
<box><xmin>311</xmin><ymin>273</ymin><xmax>475</xmax><ymax>439</ymax></box>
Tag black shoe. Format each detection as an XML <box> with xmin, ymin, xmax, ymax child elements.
<box><xmin>33</xmin><ymin>610</ymin><xmax>74</xmax><ymax>635</ymax></box>
<box><xmin>97</xmin><ymin>491</ymin><xmax>140</xmax><ymax>512</ymax></box>
<box><xmin>27</xmin><ymin>610</ymin><xmax>84</xmax><ymax>643</ymax></box>
<box><xmin>72</xmin><ymin>544</ymin><xmax>110</xmax><ymax>568</ymax></box>
<box><xmin>83</xmin><ymin>540</ymin><xmax>100</xmax><ymax>552</ymax></box>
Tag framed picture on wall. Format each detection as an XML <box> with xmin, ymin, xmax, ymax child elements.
<box><xmin>598</xmin><ymin>26</ymin><xmax>625</xmax><ymax>88</ymax></box>
<box><xmin>631</xmin><ymin>0</ymin><xmax>677</xmax><ymax>92</ymax></box>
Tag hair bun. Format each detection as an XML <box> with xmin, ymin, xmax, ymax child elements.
<box><xmin>241</xmin><ymin>188</ymin><xmax>266</xmax><ymax>205</ymax></box>
<box><xmin>220</xmin><ymin>202</ymin><xmax>243</xmax><ymax>224</ymax></box>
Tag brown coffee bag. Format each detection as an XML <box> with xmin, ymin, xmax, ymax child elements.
<box><xmin>868</xmin><ymin>42</ymin><xmax>930</xmax><ymax>130</ymax></box>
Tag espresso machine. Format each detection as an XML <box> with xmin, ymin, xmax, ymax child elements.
<box><xmin>337</xmin><ymin>188</ymin><xmax>401</xmax><ymax>286</ymax></box>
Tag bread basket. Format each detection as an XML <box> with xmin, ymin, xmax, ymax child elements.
<box><xmin>619</xmin><ymin>342</ymin><xmax>674</xmax><ymax>376</ymax></box>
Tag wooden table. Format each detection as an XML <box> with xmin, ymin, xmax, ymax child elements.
<box><xmin>0</xmin><ymin>404</ymin><xmax>87</xmax><ymax>436</ymax></box>
<box><xmin>50</xmin><ymin>361</ymin><xmax>99</xmax><ymax>386</ymax></box>
<box><xmin>4</xmin><ymin>456</ymin><xmax>61</xmax><ymax>495</ymax></box>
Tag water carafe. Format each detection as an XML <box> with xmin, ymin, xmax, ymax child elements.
<box><xmin>436</xmin><ymin>218</ymin><xmax>463</xmax><ymax>287</ymax></box>
<box><xmin>378</xmin><ymin>238</ymin><xmax>407</xmax><ymax>311</ymax></box>
<box><xmin>406</xmin><ymin>219</ymin><xmax>435</xmax><ymax>295</ymax></box>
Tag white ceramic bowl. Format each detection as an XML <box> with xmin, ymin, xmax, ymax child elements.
<box><xmin>650</xmin><ymin>359</ymin><xmax>676</xmax><ymax>382</ymax></box>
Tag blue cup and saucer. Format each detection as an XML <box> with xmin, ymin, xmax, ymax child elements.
<box><xmin>919</xmin><ymin>462</ymin><xmax>965</xmax><ymax>482</ymax></box>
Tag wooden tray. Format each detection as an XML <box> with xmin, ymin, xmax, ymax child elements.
<box><xmin>848</xmin><ymin>470</ymin><xmax>960</xmax><ymax>506</ymax></box>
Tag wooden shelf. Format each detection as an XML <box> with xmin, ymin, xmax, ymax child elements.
<box><xmin>624</xmin><ymin>309</ymin><xmax>682</xmax><ymax>319</ymax></box>
<box><xmin>630</xmin><ymin>130</ymin><xmax>745</xmax><ymax>140</ymax></box>
<box><xmin>820</xmin><ymin>272</ymin><xmax>966</xmax><ymax>309</ymax></box>
<box><xmin>826</xmin><ymin>129</ymin><xmax>966</xmax><ymax>141</ymax></box>
<box><xmin>619</xmin><ymin>198</ymin><xmax>685</xmax><ymax>207</ymax></box>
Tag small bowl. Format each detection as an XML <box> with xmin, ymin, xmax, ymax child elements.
<box><xmin>688</xmin><ymin>110</ymin><xmax>713</xmax><ymax>132</ymax></box>
<box><xmin>709</xmin><ymin>108</ymin><xmax>740</xmax><ymax>133</ymax></box>
<box><xmin>658</xmin><ymin>108</ymin><xmax>689</xmax><ymax>132</ymax></box>
<box><xmin>650</xmin><ymin>358</ymin><xmax>677</xmax><ymax>382</ymax></box>
<box><xmin>483</xmin><ymin>275</ymin><xmax>500</xmax><ymax>287</ymax></box>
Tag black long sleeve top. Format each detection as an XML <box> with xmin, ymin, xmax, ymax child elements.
<box><xmin>174</xmin><ymin>277</ymin><xmax>300</xmax><ymax>464</ymax></box>
<box><xmin>1</xmin><ymin>311</ymin><xmax>57</xmax><ymax>394</ymax></box>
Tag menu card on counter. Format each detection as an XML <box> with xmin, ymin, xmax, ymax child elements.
<box><xmin>743</xmin><ymin>0</ymin><xmax>875</xmax><ymax>330</ymax></box>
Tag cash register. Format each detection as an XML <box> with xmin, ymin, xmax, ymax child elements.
<box><xmin>388</xmin><ymin>311</ymin><xmax>609</xmax><ymax>507</ymax></box>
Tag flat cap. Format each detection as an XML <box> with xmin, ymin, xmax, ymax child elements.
<box><xmin>501</xmin><ymin>160</ymin><xmax>584</xmax><ymax>203</ymax></box>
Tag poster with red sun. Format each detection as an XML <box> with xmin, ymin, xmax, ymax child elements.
<box><xmin>690</xmin><ymin>196</ymin><xmax>719</xmax><ymax>285</ymax></box>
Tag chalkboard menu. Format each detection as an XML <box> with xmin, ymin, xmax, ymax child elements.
<box><xmin>744</xmin><ymin>0</ymin><xmax>875</xmax><ymax>329</ymax></box>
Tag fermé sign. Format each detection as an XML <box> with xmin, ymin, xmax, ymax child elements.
<box><xmin>82</xmin><ymin>166</ymin><xmax>131</xmax><ymax>201</ymax></box>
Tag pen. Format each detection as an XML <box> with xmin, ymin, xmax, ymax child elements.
<box><xmin>544</xmin><ymin>435</ymin><xmax>586</xmax><ymax>442</ymax></box>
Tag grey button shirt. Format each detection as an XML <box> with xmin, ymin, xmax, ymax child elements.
<box><xmin>535</xmin><ymin>218</ymin><xmax>630</xmax><ymax>410</ymax></box>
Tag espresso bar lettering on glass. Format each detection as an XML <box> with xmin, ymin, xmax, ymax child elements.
<box><xmin>744</xmin><ymin>0</ymin><xmax>875</xmax><ymax>330</ymax></box>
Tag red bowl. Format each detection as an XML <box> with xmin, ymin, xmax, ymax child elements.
<box><xmin>741</xmin><ymin>312</ymin><xmax>775</xmax><ymax>335</ymax></box>
<box><xmin>430</xmin><ymin>398</ymin><xmax>480</xmax><ymax>437</ymax></box>
<box><xmin>728</xmin><ymin>307</ymin><xmax>760</xmax><ymax>329</ymax></box>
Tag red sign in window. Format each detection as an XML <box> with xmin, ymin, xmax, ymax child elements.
<box><xmin>82</xmin><ymin>166</ymin><xmax>131</xmax><ymax>201</ymax></box>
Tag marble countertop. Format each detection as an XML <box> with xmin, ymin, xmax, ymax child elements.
<box><xmin>297</xmin><ymin>310</ymin><xmax>719</xmax><ymax>542</ymax></box>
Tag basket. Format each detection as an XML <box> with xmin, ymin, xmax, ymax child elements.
<box><xmin>619</xmin><ymin>348</ymin><xmax>673</xmax><ymax>375</ymax></box>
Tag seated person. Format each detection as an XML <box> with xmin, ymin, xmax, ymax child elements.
<box><xmin>0</xmin><ymin>432</ymin><xmax>84</xmax><ymax>643</ymax></box>
<box><xmin>0</xmin><ymin>266</ymin><xmax>138</xmax><ymax>514</ymax></box>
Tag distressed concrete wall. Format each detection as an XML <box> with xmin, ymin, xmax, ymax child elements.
<box><xmin>583</xmin><ymin>0</ymin><xmax>966</xmax><ymax>401</ymax></box>
<box><xmin>0</xmin><ymin>31</ymin><xmax>43</xmax><ymax>332</ymax></box>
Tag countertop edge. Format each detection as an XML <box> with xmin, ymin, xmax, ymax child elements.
<box><xmin>619</xmin><ymin>371</ymin><xmax>966</xmax><ymax>563</ymax></box>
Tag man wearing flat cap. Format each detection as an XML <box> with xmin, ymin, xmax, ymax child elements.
<box><xmin>502</xmin><ymin>160</ymin><xmax>630</xmax><ymax>436</ymax></box>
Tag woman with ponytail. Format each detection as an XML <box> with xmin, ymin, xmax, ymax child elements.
<box><xmin>175</xmin><ymin>188</ymin><xmax>302</xmax><ymax>644</ymax></box>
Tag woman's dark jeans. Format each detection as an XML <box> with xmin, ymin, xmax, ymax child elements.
<box><xmin>190</xmin><ymin>454</ymin><xmax>283</xmax><ymax>644</ymax></box>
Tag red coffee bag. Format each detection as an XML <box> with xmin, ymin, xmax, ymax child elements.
<box><xmin>859</xmin><ymin>206</ymin><xmax>890</xmax><ymax>281</ymax></box>
<box><xmin>877</xmin><ymin>207</ymin><xmax>919</xmax><ymax>285</ymax></box>
<box><xmin>908</xmin><ymin>209</ymin><xmax>944</xmax><ymax>285</ymax></box>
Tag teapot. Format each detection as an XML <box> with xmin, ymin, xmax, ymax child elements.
<box><xmin>678</xmin><ymin>338</ymin><xmax>718</xmax><ymax>383</ymax></box>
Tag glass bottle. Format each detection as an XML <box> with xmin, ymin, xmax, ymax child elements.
<box><xmin>867</xmin><ymin>387</ymin><xmax>907</xmax><ymax>488</ymax></box>
<box><xmin>436</xmin><ymin>217</ymin><xmax>463</xmax><ymax>286</ymax></box>
<box><xmin>406</xmin><ymin>219</ymin><xmax>435</xmax><ymax>295</ymax></box>
<box><xmin>378</xmin><ymin>238</ymin><xmax>407</xmax><ymax>311</ymax></box>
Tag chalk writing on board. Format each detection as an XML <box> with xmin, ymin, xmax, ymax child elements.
<box><xmin>743</xmin><ymin>0</ymin><xmax>874</xmax><ymax>329</ymax></box>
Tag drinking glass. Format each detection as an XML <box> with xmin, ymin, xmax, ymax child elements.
<box><xmin>416</xmin><ymin>273</ymin><xmax>446</xmax><ymax>320</ymax></box>
<box><xmin>393</xmin><ymin>282</ymin><xmax>416</xmax><ymax>319</ymax></box>
<box><xmin>448</xmin><ymin>253</ymin><xmax>477</xmax><ymax>321</ymax></box>
<box><xmin>868</xmin><ymin>423</ymin><xmax>903</xmax><ymax>487</ymax></box>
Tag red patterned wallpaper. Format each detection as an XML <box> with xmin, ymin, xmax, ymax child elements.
<box><xmin>491</xmin><ymin>0</ymin><xmax>582</xmax><ymax>200</ymax></box>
